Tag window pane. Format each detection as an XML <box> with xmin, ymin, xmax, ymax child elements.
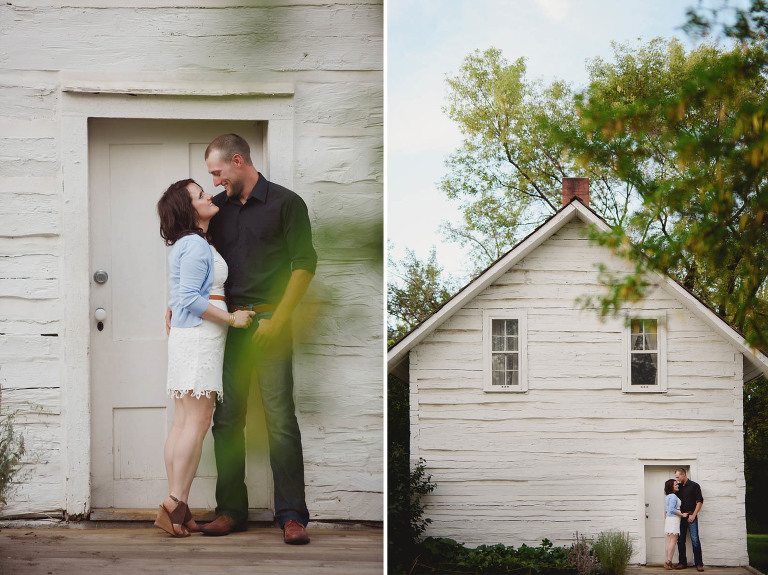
<box><xmin>645</xmin><ymin>333</ymin><xmax>657</xmax><ymax>350</ymax></box>
<box><xmin>631</xmin><ymin>318</ymin><xmax>658</xmax><ymax>351</ymax></box>
<box><xmin>492</xmin><ymin>370</ymin><xmax>505</xmax><ymax>386</ymax></box>
<box><xmin>632</xmin><ymin>334</ymin><xmax>645</xmax><ymax>350</ymax></box>
<box><xmin>489</xmin><ymin>319</ymin><xmax>522</xmax><ymax>389</ymax></box>
<box><xmin>506</xmin><ymin>353</ymin><xmax>519</xmax><ymax>373</ymax></box>
<box><xmin>506</xmin><ymin>369</ymin><xmax>519</xmax><ymax>386</ymax></box>
<box><xmin>631</xmin><ymin>353</ymin><xmax>658</xmax><ymax>386</ymax></box>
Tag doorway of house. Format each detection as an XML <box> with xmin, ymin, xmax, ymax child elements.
<box><xmin>644</xmin><ymin>464</ymin><xmax>694</xmax><ymax>565</ymax></box>
<box><xmin>88</xmin><ymin>118</ymin><xmax>272</xmax><ymax>519</ymax></box>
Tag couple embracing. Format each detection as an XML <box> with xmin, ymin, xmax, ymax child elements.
<box><xmin>155</xmin><ymin>133</ymin><xmax>316</xmax><ymax>544</ymax></box>
<box><xmin>664</xmin><ymin>468</ymin><xmax>704</xmax><ymax>571</ymax></box>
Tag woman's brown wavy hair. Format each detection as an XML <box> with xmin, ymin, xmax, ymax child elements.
<box><xmin>157</xmin><ymin>179</ymin><xmax>207</xmax><ymax>246</ymax></box>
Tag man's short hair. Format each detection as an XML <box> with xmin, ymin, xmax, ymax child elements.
<box><xmin>676</xmin><ymin>468</ymin><xmax>688</xmax><ymax>476</ymax></box>
<box><xmin>205</xmin><ymin>133</ymin><xmax>253</xmax><ymax>166</ymax></box>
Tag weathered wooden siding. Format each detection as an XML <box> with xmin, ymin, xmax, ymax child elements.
<box><xmin>0</xmin><ymin>1</ymin><xmax>382</xmax><ymax>521</ymax></box>
<box><xmin>411</xmin><ymin>221</ymin><xmax>747</xmax><ymax>564</ymax></box>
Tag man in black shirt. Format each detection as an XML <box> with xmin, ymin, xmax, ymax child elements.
<box><xmin>198</xmin><ymin>134</ymin><xmax>317</xmax><ymax>545</ymax></box>
<box><xmin>674</xmin><ymin>468</ymin><xmax>704</xmax><ymax>570</ymax></box>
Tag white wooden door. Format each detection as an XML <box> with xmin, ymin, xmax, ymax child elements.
<box><xmin>89</xmin><ymin>119</ymin><xmax>272</xmax><ymax>517</ymax></box>
<box><xmin>644</xmin><ymin>465</ymin><xmax>693</xmax><ymax>565</ymax></box>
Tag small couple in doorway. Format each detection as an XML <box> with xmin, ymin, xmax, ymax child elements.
<box><xmin>664</xmin><ymin>468</ymin><xmax>704</xmax><ymax>571</ymax></box>
<box><xmin>155</xmin><ymin>133</ymin><xmax>316</xmax><ymax>544</ymax></box>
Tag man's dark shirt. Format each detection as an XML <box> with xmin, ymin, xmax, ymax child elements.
<box><xmin>677</xmin><ymin>478</ymin><xmax>704</xmax><ymax>514</ymax></box>
<box><xmin>209</xmin><ymin>173</ymin><xmax>317</xmax><ymax>306</ymax></box>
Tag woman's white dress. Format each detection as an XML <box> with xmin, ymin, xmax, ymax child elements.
<box><xmin>166</xmin><ymin>245</ymin><xmax>228</xmax><ymax>401</ymax></box>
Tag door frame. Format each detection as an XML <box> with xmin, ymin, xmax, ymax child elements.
<box><xmin>637</xmin><ymin>458</ymin><xmax>697</xmax><ymax>565</ymax></box>
<box><xmin>60</xmin><ymin>81</ymin><xmax>295</xmax><ymax>517</ymax></box>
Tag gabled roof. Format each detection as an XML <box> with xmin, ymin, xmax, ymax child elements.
<box><xmin>387</xmin><ymin>199</ymin><xmax>768</xmax><ymax>383</ymax></box>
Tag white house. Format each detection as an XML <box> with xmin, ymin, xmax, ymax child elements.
<box><xmin>387</xmin><ymin>179</ymin><xmax>768</xmax><ymax>565</ymax></box>
<box><xmin>0</xmin><ymin>1</ymin><xmax>383</xmax><ymax>524</ymax></box>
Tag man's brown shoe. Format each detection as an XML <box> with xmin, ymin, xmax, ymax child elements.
<box><xmin>696</xmin><ymin>566</ymin><xmax>704</xmax><ymax>572</ymax></box>
<box><xmin>674</xmin><ymin>564</ymin><xmax>686</xmax><ymax>570</ymax></box>
<box><xmin>199</xmin><ymin>515</ymin><xmax>247</xmax><ymax>536</ymax></box>
<box><xmin>283</xmin><ymin>520</ymin><xmax>310</xmax><ymax>545</ymax></box>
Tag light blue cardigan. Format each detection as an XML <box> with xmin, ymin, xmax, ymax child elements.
<box><xmin>167</xmin><ymin>234</ymin><xmax>214</xmax><ymax>328</ymax></box>
<box><xmin>665</xmin><ymin>493</ymin><xmax>681</xmax><ymax>517</ymax></box>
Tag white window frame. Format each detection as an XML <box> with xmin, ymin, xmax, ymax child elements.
<box><xmin>483</xmin><ymin>310</ymin><xmax>528</xmax><ymax>393</ymax></box>
<box><xmin>623</xmin><ymin>312</ymin><xmax>667</xmax><ymax>393</ymax></box>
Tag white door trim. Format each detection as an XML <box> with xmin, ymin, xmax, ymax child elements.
<box><xmin>60</xmin><ymin>88</ymin><xmax>295</xmax><ymax>516</ymax></box>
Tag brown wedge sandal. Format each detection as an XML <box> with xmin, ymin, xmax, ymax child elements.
<box><xmin>154</xmin><ymin>496</ymin><xmax>190</xmax><ymax>537</ymax></box>
<box><xmin>184</xmin><ymin>505</ymin><xmax>201</xmax><ymax>533</ymax></box>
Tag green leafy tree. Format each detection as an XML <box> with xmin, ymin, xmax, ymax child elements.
<box><xmin>683</xmin><ymin>0</ymin><xmax>768</xmax><ymax>533</ymax></box>
<box><xmin>441</xmin><ymin>47</ymin><xmax>633</xmax><ymax>271</ymax></box>
<box><xmin>388</xmin><ymin>450</ymin><xmax>438</xmax><ymax>573</ymax></box>
<box><xmin>684</xmin><ymin>0</ymin><xmax>768</xmax><ymax>41</ymax></box>
<box><xmin>745</xmin><ymin>376</ymin><xmax>768</xmax><ymax>532</ymax></box>
<box><xmin>388</xmin><ymin>245</ymin><xmax>452</xmax><ymax>571</ymax></box>
<box><xmin>387</xmin><ymin>243</ymin><xmax>459</xmax><ymax>345</ymax></box>
<box><xmin>566</xmin><ymin>35</ymin><xmax>768</xmax><ymax>348</ymax></box>
<box><xmin>442</xmin><ymin>36</ymin><xmax>768</xmax><ymax>348</ymax></box>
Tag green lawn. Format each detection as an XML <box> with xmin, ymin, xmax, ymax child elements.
<box><xmin>749</xmin><ymin>534</ymin><xmax>768</xmax><ymax>573</ymax></box>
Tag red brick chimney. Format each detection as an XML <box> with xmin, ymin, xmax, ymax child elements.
<box><xmin>562</xmin><ymin>177</ymin><xmax>589</xmax><ymax>207</ymax></box>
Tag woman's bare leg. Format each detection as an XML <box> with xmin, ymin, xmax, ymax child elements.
<box><xmin>162</xmin><ymin>394</ymin><xmax>214</xmax><ymax>534</ymax></box>
<box><xmin>169</xmin><ymin>393</ymin><xmax>215</xmax><ymax>502</ymax></box>
<box><xmin>665</xmin><ymin>533</ymin><xmax>678</xmax><ymax>564</ymax></box>
<box><xmin>164</xmin><ymin>396</ymin><xmax>186</xmax><ymax>494</ymax></box>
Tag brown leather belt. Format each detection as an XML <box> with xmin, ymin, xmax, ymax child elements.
<box><xmin>209</xmin><ymin>295</ymin><xmax>227</xmax><ymax>302</ymax></box>
<box><xmin>229</xmin><ymin>303</ymin><xmax>275</xmax><ymax>313</ymax></box>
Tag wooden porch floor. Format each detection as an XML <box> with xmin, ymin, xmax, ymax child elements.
<box><xmin>0</xmin><ymin>522</ymin><xmax>383</xmax><ymax>574</ymax></box>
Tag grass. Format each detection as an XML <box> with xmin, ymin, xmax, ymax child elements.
<box><xmin>749</xmin><ymin>534</ymin><xmax>768</xmax><ymax>573</ymax></box>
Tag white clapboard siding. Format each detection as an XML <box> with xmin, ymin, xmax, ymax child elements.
<box><xmin>0</xmin><ymin>1</ymin><xmax>382</xmax><ymax>521</ymax></box>
<box><xmin>410</xmin><ymin>220</ymin><xmax>748</xmax><ymax>565</ymax></box>
<box><xmin>0</xmin><ymin>35</ymin><xmax>81</xmax><ymax>519</ymax></box>
<box><xmin>289</xmin><ymin>46</ymin><xmax>383</xmax><ymax>522</ymax></box>
<box><xmin>0</xmin><ymin>84</ymin><xmax>59</xmax><ymax>120</ymax></box>
<box><xmin>0</xmin><ymin>5</ymin><xmax>382</xmax><ymax>72</ymax></box>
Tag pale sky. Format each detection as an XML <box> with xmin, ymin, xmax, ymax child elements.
<box><xmin>387</xmin><ymin>0</ymin><xmax>724</xmax><ymax>281</ymax></box>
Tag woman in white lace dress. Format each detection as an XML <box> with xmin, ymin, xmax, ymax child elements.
<box><xmin>155</xmin><ymin>179</ymin><xmax>255</xmax><ymax>537</ymax></box>
<box><xmin>664</xmin><ymin>478</ymin><xmax>689</xmax><ymax>568</ymax></box>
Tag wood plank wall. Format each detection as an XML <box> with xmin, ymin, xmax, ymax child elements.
<box><xmin>410</xmin><ymin>221</ymin><xmax>746</xmax><ymax>564</ymax></box>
